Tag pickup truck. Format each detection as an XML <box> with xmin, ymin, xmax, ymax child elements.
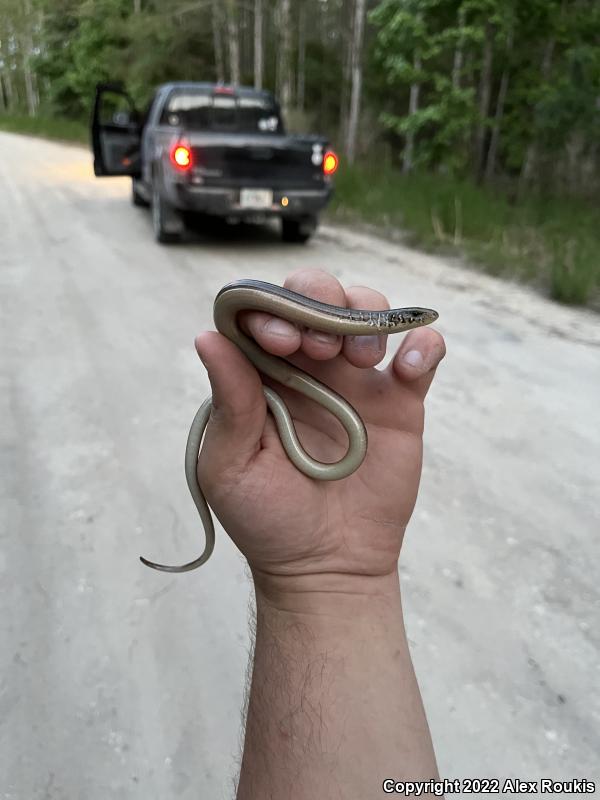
<box><xmin>91</xmin><ymin>81</ymin><xmax>339</xmax><ymax>244</ymax></box>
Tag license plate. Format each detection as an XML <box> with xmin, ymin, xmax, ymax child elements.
<box><xmin>240</xmin><ymin>189</ymin><xmax>273</xmax><ymax>209</ymax></box>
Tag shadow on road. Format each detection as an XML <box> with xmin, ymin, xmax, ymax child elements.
<box><xmin>81</xmin><ymin>191</ymin><xmax>307</xmax><ymax>252</ymax></box>
<box><xmin>181</xmin><ymin>213</ymin><xmax>284</xmax><ymax>248</ymax></box>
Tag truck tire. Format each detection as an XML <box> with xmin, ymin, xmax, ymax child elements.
<box><xmin>152</xmin><ymin>181</ymin><xmax>184</xmax><ymax>244</ymax></box>
<box><xmin>281</xmin><ymin>216</ymin><xmax>317</xmax><ymax>244</ymax></box>
<box><xmin>132</xmin><ymin>178</ymin><xmax>149</xmax><ymax>207</ymax></box>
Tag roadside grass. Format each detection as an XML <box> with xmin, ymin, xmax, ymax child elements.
<box><xmin>330</xmin><ymin>164</ymin><xmax>600</xmax><ymax>308</ymax></box>
<box><xmin>0</xmin><ymin>113</ymin><xmax>88</xmax><ymax>144</ymax></box>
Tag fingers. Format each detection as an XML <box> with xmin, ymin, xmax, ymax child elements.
<box><xmin>342</xmin><ymin>286</ymin><xmax>389</xmax><ymax>368</ymax></box>
<box><xmin>284</xmin><ymin>269</ymin><xmax>346</xmax><ymax>360</ymax></box>
<box><xmin>236</xmin><ymin>270</ymin><xmax>444</xmax><ymax>402</ymax></box>
<box><xmin>240</xmin><ymin>310</ymin><xmax>301</xmax><ymax>357</ymax></box>
<box><xmin>241</xmin><ymin>270</ymin><xmax>392</xmax><ymax>367</ymax></box>
<box><xmin>241</xmin><ymin>268</ymin><xmax>346</xmax><ymax>361</ymax></box>
<box><xmin>388</xmin><ymin>327</ymin><xmax>446</xmax><ymax>400</ymax></box>
<box><xmin>194</xmin><ymin>331</ymin><xmax>266</xmax><ymax>476</ymax></box>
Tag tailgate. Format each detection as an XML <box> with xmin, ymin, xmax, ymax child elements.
<box><xmin>187</xmin><ymin>134</ymin><xmax>327</xmax><ymax>189</ymax></box>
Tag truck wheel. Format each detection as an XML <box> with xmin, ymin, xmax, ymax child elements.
<box><xmin>281</xmin><ymin>216</ymin><xmax>317</xmax><ymax>244</ymax></box>
<box><xmin>132</xmin><ymin>178</ymin><xmax>149</xmax><ymax>207</ymax></box>
<box><xmin>152</xmin><ymin>183</ymin><xmax>184</xmax><ymax>244</ymax></box>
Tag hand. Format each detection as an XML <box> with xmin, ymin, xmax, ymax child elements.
<box><xmin>195</xmin><ymin>269</ymin><xmax>445</xmax><ymax>592</ymax></box>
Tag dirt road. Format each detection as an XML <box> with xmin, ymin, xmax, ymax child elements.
<box><xmin>1</xmin><ymin>132</ymin><xmax>598</xmax><ymax>798</ymax></box>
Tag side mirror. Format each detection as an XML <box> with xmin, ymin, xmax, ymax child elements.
<box><xmin>97</xmin><ymin>88</ymin><xmax>140</xmax><ymax>129</ymax></box>
<box><xmin>113</xmin><ymin>110</ymin><xmax>131</xmax><ymax>126</ymax></box>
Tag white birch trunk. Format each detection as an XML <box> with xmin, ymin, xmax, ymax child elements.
<box><xmin>452</xmin><ymin>6</ymin><xmax>466</xmax><ymax>90</ymax></box>
<box><xmin>518</xmin><ymin>38</ymin><xmax>555</xmax><ymax>193</ymax></box>
<box><xmin>473</xmin><ymin>22</ymin><xmax>494</xmax><ymax>179</ymax></box>
<box><xmin>254</xmin><ymin>0</ymin><xmax>263</xmax><ymax>90</ymax></box>
<box><xmin>225</xmin><ymin>0</ymin><xmax>240</xmax><ymax>85</ymax></box>
<box><xmin>403</xmin><ymin>53</ymin><xmax>422</xmax><ymax>175</ymax></box>
<box><xmin>212</xmin><ymin>0</ymin><xmax>225</xmax><ymax>83</ymax></box>
<box><xmin>339</xmin><ymin>3</ymin><xmax>354</xmax><ymax>141</ymax></box>
<box><xmin>345</xmin><ymin>0</ymin><xmax>366</xmax><ymax>164</ymax></box>
<box><xmin>277</xmin><ymin>0</ymin><xmax>292</xmax><ymax>115</ymax></box>
<box><xmin>296</xmin><ymin>0</ymin><xmax>306</xmax><ymax>111</ymax></box>
<box><xmin>22</xmin><ymin>0</ymin><xmax>37</xmax><ymax>116</ymax></box>
<box><xmin>484</xmin><ymin>69</ymin><xmax>509</xmax><ymax>182</ymax></box>
<box><xmin>485</xmin><ymin>29</ymin><xmax>513</xmax><ymax>182</ymax></box>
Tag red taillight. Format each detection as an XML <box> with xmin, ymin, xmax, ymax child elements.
<box><xmin>171</xmin><ymin>143</ymin><xmax>192</xmax><ymax>170</ymax></box>
<box><xmin>323</xmin><ymin>151</ymin><xmax>339</xmax><ymax>176</ymax></box>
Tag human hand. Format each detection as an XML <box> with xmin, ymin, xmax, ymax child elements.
<box><xmin>195</xmin><ymin>269</ymin><xmax>445</xmax><ymax>594</ymax></box>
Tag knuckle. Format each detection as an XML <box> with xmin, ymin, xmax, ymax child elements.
<box><xmin>284</xmin><ymin>268</ymin><xmax>346</xmax><ymax>306</ymax></box>
<box><xmin>346</xmin><ymin>285</ymin><xmax>390</xmax><ymax>310</ymax></box>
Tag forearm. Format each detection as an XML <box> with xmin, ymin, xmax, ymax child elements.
<box><xmin>236</xmin><ymin>571</ymin><xmax>439</xmax><ymax>800</ymax></box>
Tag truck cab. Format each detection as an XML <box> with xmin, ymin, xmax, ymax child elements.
<box><xmin>91</xmin><ymin>81</ymin><xmax>339</xmax><ymax>244</ymax></box>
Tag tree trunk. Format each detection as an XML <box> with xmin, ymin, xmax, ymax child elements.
<box><xmin>452</xmin><ymin>6</ymin><xmax>466</xmax><ymax>90</ymax></box>
<box><xmin>3</xmin><ymin>70</ymin><xmax>15</xmax><ymax>111</ymax></box>
<box><xmin>518</xmin><ymin>37</ymin><xmax>555</xmax><ymax>194</ymax></box>
<box><xmin>21</xmin><ymin>0</ymin><xmax>37</xmax><ymax>116</ymax></box>
<box><xmin>244</xmin><ymin>3</ymin><xmax>252</xmax><ymax>80</ymax></box>
<box><xmin>225</xmin><ymin>0</ymin><xmax>240</xmax><ymax>85</ymax></box>
<box><xmin>485</xmin><ymin>29</ymin><xmax>513</xmax><ymax>183</ymax></box>
<box><xmin>296</xmin><ymin>0</ymin><xmax>306</xmax><ymax>111</ymax></box>
<box><xmin>3</xmin><ymin>19</ymin><xmax>20</xmax><ymax>112</ymax></box>
<box><xmin>133</xmin><ymin>0</ymin><xmax>141</xmax><ymax>12</ymax></box>
<box><xmin>345</xmin><ymin>0</ymin><xmax>366</xmax><ymax>164</ymax></box>
<box><xmin>22</xmin><ymin>62</ymin><xmax>36</xmax><ymax>116</ymax></box>
<box><xmin>254</xmin><ymin>0</ymin><xmax>263</xmax><ymax>90</ymax></box>
<box><xmin>339</xmin><ymin>4</ymin><xmax>354</xmax><ymax>142</ymax></box>
<box><xmin>21</xmin><ymin>67</ymin><xmax>34</xmax><ymax>116</ymax></box>
<box><xmin>473</xmin><ymin>22</ymin><xmax>494</xmax><ymax>180</ymax></box>
<box><xmin>212</xmin><ymin>0</ymin><xmax>225</xmax><ymax>83</ymax></box>
<box><xmin>0</xmin><ymin>32</ymin><xmax>11</xmax><ymax>111</ymax></box>
<box><xmin>484</xmin><ymin>70</ymin><xmax>509</xmax><ymax>182</ymax></box>
<box><xmin>403</xmin><ymin>52</ymin><xmax>421</xmax><ymax>174</ymax></box>
<box><xmin>276</xmin><ymin>0</ymin><xmax>292</xmax><ymax>115</ymax></box>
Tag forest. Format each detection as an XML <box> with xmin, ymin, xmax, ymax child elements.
<box><xmin>1</xmin><ymin>0</ymin><xmax>600</xmax><ymax>306</ymax></box>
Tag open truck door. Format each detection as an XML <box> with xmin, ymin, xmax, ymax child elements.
<box><xmin>92</xmin><ymin>83</ymin><xmax>141</xmax><ymax>177</ymax></box>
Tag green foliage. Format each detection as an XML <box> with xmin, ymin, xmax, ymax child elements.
<box><xmin>121</xmin><ymin>12</ymin><xmax>216</xmax><ymax>109</ymax></box>
<box><xmin>29</xmin><ymin>0</ymin><xmax>219</xmax><ymax>118</ymax></box>
<box><xmin>369</xmin><ymin>0</ymin><xmax>600</xmax><ymax>186</ymax></box>
<box><xmin>550</xmin><ymin>238</ymin><xmax>599</xmax><ymax>305</ymax></box>
<box><xmin>369</xmin><ymin>0</ymin><xmax>480</xmax><ymax>173</ymax></box>
<box><xmin>0</xmin><ymin>112</ymin><xmax>87</xmax><ymax>142</ymax></box>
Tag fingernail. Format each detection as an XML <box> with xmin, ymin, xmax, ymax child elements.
<box><xmin>348</xmin><ymin>334</ymin><xmax>383</xmax><ymax>352</ymax></box>
<box><xmin>265</xmin><ymin>318</ymin><xmax>297</xmax><ymax>339</ymax></box>
<box><xmin>307</xmin><ymin>329</ymin><xmax>339</xmax><ymax>345</ymax></box>
<box><xmin>402</xmin><ymin>349</ymin><xmax>424</xmax><ymax>369</ymax></box>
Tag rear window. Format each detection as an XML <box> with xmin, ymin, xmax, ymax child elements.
<box><xmin>161</xmin><ymin>91</ymin><xmax>283</xmax><ymax>133</ymax></box>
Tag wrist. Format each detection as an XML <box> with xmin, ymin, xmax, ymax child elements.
<box><xmin>243</xmin><ymin>566</ymin><xmax>439</xmax><ymax>791</ymax></box>
<box><xmin>251</xmin><ymin>567</ymin><xmax>402</xmax><ymax>620</ymax></box>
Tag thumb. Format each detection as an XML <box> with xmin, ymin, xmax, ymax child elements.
<box><xmin>195</xmin><ymin>331</ymin><xmax>267</xmax><ymax>476</ymax></box>
<box><xmin>390</xmin><ymin>327</ymin><xmax>446</xmax><ymax>401</ymax></box>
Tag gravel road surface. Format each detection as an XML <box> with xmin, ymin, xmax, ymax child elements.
<box><xmin>1</xmin><ymin>132</ymin><xmax>598</xmax><ymax>799</ymax></box>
